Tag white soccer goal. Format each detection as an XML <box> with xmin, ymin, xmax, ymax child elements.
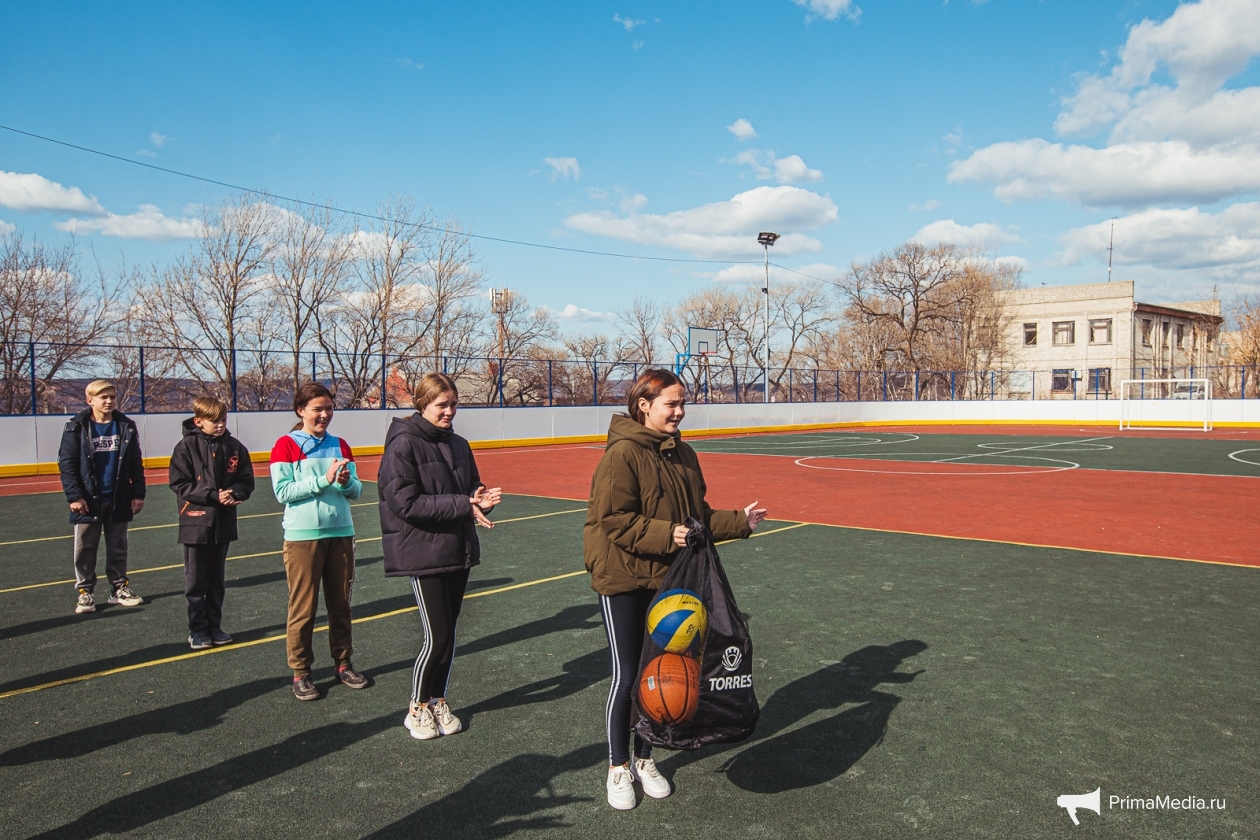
<box><xmin>1119</xmin><ymin>378</ymin><xmax>1212</xmax><ymax>431</ymax></box>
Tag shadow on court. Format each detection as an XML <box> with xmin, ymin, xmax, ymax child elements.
<box><xmin>364</xmin><ymin>742</ymin><xmax>605</xmax><ymax>838</ymax></box>
<box><xmin>27</xmin><ymin>713</ymin><xmax>404</xmax><ymax>840</ymax></box>
<box><xmin>663</xmin><ymin>639</ymin><xmax>927</xmax><ymax>793</ymax></box>
<box><xmin>462</xmin><ymin>648</ymin><xmax>607</xmax><ymax>725</ymax></box>
<box><xmin>457</xmin><ymin>603</ymin><xmax>602</xmax><ymax>657</ymax></box>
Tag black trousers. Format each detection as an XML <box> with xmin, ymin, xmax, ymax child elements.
<box><xmin>409</xmin><ymin>569</ymin><xmax>470</xmax><ymax>704</ymax></box>
<box><xmin>600</xmin><ymin>589</ymin><xmax>656</xmax><ymax>766</ymax></box>
<box><xmin>183</xmin><ymin>543</ymin><xmax>230</xmax><ymax>634</ymax></box>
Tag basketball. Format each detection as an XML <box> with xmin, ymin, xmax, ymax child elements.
<box><xmin>638</xmin><ymin>652</ymin><xmax>701</xmax><ymax>725</ymax></box>
<box><xmin>647</xmin><ymin>588</ymin><xmax>708</xmax><ymax>654</ymax></box>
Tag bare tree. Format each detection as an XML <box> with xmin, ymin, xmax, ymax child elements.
<box><xmin>664</xmin><ymin>286</ymin><xmax>763</xmax><ymax>401</ymax></box>
<box><xmin>415</xmin><ymin>216</ymin><xmax>486</xmax><ymax>379</ymax></box>
<box><xmin>0</xmin><ymin>232</ymin><xmax>125</xmax><ymax>414</ymax></box>
<box><xmin>317</xmin><ymin>196</ymin><xmax>433</xmax><ymax>406</ymax></box>
<box><xmin>484</xmin><ymin>292</ymin><xmax>559</xmax><ymax>406</ymax></box>
<box><xmin>615</xmin><ymin>296</ymin><xmax>663</xmax><ymax>365</ymax></box>
<box><xmin>768</xmin><ymin>279</ymin><xmax>839</xmax><ymax>397</ymax></box>
<box><xmin>839</xmin><ymin>242</ymin><xmax>968</xmax><ymax>374</ymax></box>
<box><xmin>269</xmin><ymin>201</ymin><xmax>355</xmax><ymax>390</ymax></box>
<box><xmin>137</xmin><ymin>194</ymin><xmax>279</xmax><ymax>404</ymax></box>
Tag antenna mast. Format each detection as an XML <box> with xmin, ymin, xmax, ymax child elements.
<box><xmin>1107</xmin><ymin>217</ymin><xmax>1116</xmax><ymax>282</ymax></box>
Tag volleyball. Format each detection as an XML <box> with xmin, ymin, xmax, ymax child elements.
<box><xmin>647</xmin><ymin>588</ymin><xmax>708</xmax><ymax>654</ymax></box>
<box><xmin>638</xmin><ymin>652</ymin><xmax>700</xmax><ymax>725</ymax></box>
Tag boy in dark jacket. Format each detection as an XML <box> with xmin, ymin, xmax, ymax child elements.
<box><xmin>59</xmin><ymin>379</ymin><xmax>147</xmax><ymax>615</ymax></box>
<box><xmin>168</xmin><ymin>396</ymin><xmax>255</xmax><ymax>649</ymax></box>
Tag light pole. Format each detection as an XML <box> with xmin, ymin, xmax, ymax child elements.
<box><xmin>757</xmin><ymin>232</ymin><xmax>779</xmax><ymax>403</ymax></box>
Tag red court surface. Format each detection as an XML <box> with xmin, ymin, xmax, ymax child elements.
<box><xmin>7</xmin><ymin>436</ymin><xmax>1256</xmax><ymax>568</ymax></box>
<box><xmin>466</xmin><ymin>443</ymin><xmax>1259</xmax><ymax>569</ymax></box>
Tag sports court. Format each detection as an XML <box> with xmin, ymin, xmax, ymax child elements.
<box><xmin>0</xmin><ymin>427</ymin><xmax>1256</xmax><ymax>838</ymax></box>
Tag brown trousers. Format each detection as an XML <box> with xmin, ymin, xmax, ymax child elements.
<box><xmin>283</xmin><ymin>537</ymin><xmax>355</xmax><ymax>676</ymax></box>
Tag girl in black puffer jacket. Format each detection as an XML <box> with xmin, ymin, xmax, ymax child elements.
<box><xmin>377</xmin><ymin>373</ymin><xmax>501</xmax><ymax>741</ymax></box>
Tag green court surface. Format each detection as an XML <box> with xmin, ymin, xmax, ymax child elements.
<box><xmin>0</xmin><ymin>483</ymin><xmax>1256</xmax><ymax>838</ymax></box>
<box><xmin>691</xmin><ymin>431</ymin><xmax>1260</xmax><ymax>477</ymax></box>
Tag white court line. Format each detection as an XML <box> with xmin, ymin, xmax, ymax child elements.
<box><xmin>928</xmin><ymin>436</ymin><xmax>1113</xmax><ymax>464</ymax></box>
<box><xmin>795</xmin><ymin>453</ymin><xmax>1080</xmax><ymax>476</ymax></box>
<box><xmin>1228</xmin><ymin>448</ymin><xmax>1260</xmax><ymax>467</ymax></box>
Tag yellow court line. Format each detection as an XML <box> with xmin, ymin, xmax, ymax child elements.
<box><xmin>772</xmin><ymin>517</ymin><xmax>1259</xmax><ymax>571</ymax></box>
<box><xmin>0</xmin><ymin>503</ymin><xmax>377</xmax><ymax>547</ymax></box>
<box><xmin>0</xmin><ymin>508</ymin><xmax>587</xmax><ymax>595</ymax></box>
<box><xmin>0</xmin><ymin>572</ymin><xmax>586</xmax><ymax>700</ymax></box>
<box><xmin>0</xmin><ymin>519</ymin><xmax>806</xmax><ymax>700</ymax></box>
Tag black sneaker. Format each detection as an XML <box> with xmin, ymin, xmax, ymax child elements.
<box><xmin>188</xmin><ymin>631</ymin><xmax>213</xmax><ymax>650</ymax></box>
<box><xmin>209</xmin><ymin>628</ymin><xmax>233</xmax><ymax>646</ymax></box>
<box><xmin>335</xmin><ymin>664</ymin><xmax>370</xmax><ymax>690</ymax></box>
<box><xmin>292</xmin><ymin>675</ymin><xmax>319</xmax><ymax>701</ymax></box>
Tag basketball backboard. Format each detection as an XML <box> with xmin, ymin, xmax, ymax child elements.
<box><xmin>688</xmin><ymin>327</ymin><xmax>720</xmax><ymax>357</ymax></box>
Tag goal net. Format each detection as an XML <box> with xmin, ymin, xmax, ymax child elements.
<box><xmin>1119</xmin><ymin>379</ymin><xmax>1212</xmax><ymax>431</ymax></box>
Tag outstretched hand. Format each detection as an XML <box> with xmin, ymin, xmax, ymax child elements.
<box><xmin>744</xmin><ymin>501</ymin><xmax>767</xmax><ymax>531</ymax></box>
<box><xmin>471</xmin><ymin>485</ymin><xmax>502</xmax><ymax>511</ymax></box>
<box><xmin>472</xmin><ymin>505</ymin><xmax>495</xmax><ymax>529</ymax></box>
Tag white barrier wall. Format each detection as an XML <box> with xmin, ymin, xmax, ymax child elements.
<box><xmin>4</xmin><ymin>397</ymin><xmax>1259</xmax><ymax>473</ymax></box>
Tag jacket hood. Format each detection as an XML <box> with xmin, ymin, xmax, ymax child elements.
<box><xmin>385</xmin><ymin>413</ymin><xmax>453</xmax><ymax>449</ymax></box>
<box><xmin>181</xmin><ymin>416</ymin><xmax>233</xmax><ymax>440</ymax></box>
<box><xmin>606</xmin><ymin>413</ymin><xmax>676</xmax><ymax>451</ymax></box>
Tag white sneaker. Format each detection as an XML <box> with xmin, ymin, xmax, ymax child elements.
<box><xmin>108</xmin><ymin>585</ymin><xmax>142</xmax><ymax>607</ymax></box>
<box><xmin>606</xmin><ymin>764</ymin><xmax>637</xmax><ymax>810</ymax></box>
<box><xmin>429</xmin><ymin>699</ymin><xmax>462</xmax><ymax>736</ymax></box>
<box><xmin>632</xmin><ymin>757</ymin><xmax>672</xmax><ymax>799</ymax></box>
<box><xmin>403</xmin><ymin>704</ymin><xmax>439</xmax><ymax>740</ymax></box>
<box><xmin>75</xmin><ymin>591</ymin><xmax>95</xmax><ymax>614</ymax></box>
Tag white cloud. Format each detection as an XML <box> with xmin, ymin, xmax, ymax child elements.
<box><xmin>708</xmin><ymin>262</ymin><xmax>841</xmax><ymax>284</ymax></box>
<box><xmin>544</xmin><ymin>303</ymin><xmax>616</xmax><ymax>322</ymax></box>
<box><xmin>613</xmin><ymin>13</ymin><xmax>644</xmax><ymax>31</ymax></box>
<box><xmin>773</xmin><ymin>154</ymin><xmax>823</xmax><ymax>184</ymax></box>
<box><xmin>0</xmin><ymin>171</ymin><xmax>106</xmax><ymax>215</ymax></box>
<box><xmin>544</xmin><ymin>156</ymin><xmax>581</xmax><ymax>180</ymax></box>
<box><xmin>950</xmin><ymin>0</ymin><xmax>1260</xmax><ymax>207</ymax></box>
<box><xmin>54</xmin><ymin>205</ymin><xmax>203</xmax><ymax>241</ymax></box>
<box><xmin>585</xmin><ymin>187</ymin><xmax>611</xmax><ymax>200</ymax></box>
<box><xmin>563</xmin><ymin>185</ymin><xmax>838</xmax><ymax>259</ymax></box>
<box><xmin>137</xmin><ymin>149</ymin><xmax>157</xmax><ymax>158</ymax></box>
<box><xmin>792</xmin><ymin>0</ymin><xmax>861</xmax><ymax>22</ymax></box>
<box><xmin>950</xmin><ymin>138</ymin><xmax>1260</xmax><ymax>206</ymax></box>
<box><xmin>912</xmin><ymin>219</ymin><xmax>1023</xmax><ymax>249</ymax></box>
<box><xmin>1058</xmin><ymin>203</ymin><xmax>1260</xmax><ymax>278</ymax></box>
<box><xmin>727</xmin><ymin>119</ymin><xmax>757</xmax><ymax>141</ymax></box>
<box><xmin>731</xmin><ymin>149</ymin><xmax>824</xmax><ymax>184</ymax></box>
<box><xmin>619</xmin><ymin>193</ymin><xmax>648</xmax><ymax>214</ymax></box>
<box><xmin>150</xmin><ymin>132</ymin><xmax>170</xmax><ymax>148</ymax></box>
<box><xmin>393</xmin><ymin>58</ymin><xmax>424</xmax><ymax>71</ymax></box>
<box><xmin>0</xmin><ymin>219</ymin><xmax>14</xmax><ymax>236</ymax></box>
<box><xmin>909</xmin><ymin>199</ymin><xmax>943</xmax><ymax>212</ymax></box>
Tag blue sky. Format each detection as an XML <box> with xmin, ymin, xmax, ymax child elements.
<box><xmin>3</xmin><ymin>0</ymin><xmax>1258</xmax><ymax>330</ymax></box>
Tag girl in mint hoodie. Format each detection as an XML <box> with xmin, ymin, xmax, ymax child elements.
<box><xmin>270</xmin><ymin>383</ymin><xmax>368</xmax><ymax>701</ymax></box>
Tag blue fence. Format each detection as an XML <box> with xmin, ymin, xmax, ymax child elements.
<box><xmin>1</xmin><ymin>342</ymin><xmax>1255</xmax><ymax>415</ymax></box>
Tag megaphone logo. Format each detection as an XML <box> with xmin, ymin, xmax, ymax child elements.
<box><xmin>1056</xmin><ymin>788</ymin><xmax>1101</xmax><ymax>825</ymax></box>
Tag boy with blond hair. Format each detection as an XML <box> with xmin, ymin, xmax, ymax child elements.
<box><xmin>168</xmin><ymin>396</ymin><xmax>255</xmax><ymax>649</ymax></box>
<box><xmin>58</xmin><ymin>380</ymin><xmax>147</xmax><ymax>614</ymax></box>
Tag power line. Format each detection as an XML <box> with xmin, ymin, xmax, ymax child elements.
<box><xmin>0</xmin><ymin>123</ymin><xmax>772</xmax><ymax>267</ymax></box>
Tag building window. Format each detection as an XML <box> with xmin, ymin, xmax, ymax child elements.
<box><xmin>1023</xmin><ymin>323</ymin><xmax>1038</xmax><ymax>346</ymax></box>
<box><xmin>1175</xmin><ymin>323</ymin><xmax>1185</xmax><ymax>348</ymax></box>
<box><xmin>1088</xmin><ymin>367</ymin><xmax>1111</xmax><ymax>394</ymax></box>
<box><xmin>1141</xmin><ymin>319</ymin><xmax>1153</xmax><ymax>347</ymax></box>
<box><xmin>1089</xmin><ymin>319</ymin><xmax>1112</xmax><ymax>344</ymax></box>
<box><xmin>1162</xmin><ymin>322</ymin><xmax>1171</xmax><ymax>346</ymax></box>
<box><xmin>1052</xmin><ymin>369</ymin><xmax>1074</xmax><ymax>392</ymax></box>
<box><xmin>1052</xmin><ymin>321</ymin><xmax>1075</xmax><ymax>345</ymax></box>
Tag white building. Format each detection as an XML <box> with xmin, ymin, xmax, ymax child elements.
<box><xmin>999</xmin><ymin>281</ymin><xmax>1223</xmax><ymax>399</ymax></box>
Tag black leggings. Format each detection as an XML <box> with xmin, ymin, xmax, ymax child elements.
<box><xmin>600</xmin><ymin>589</ymin><xmax>656</xmax><ymax>766</ymax></box>
<box><xmin>409</xmin><ymin>569</ymin><xmax>470</xmax><ymax>705</ymax></box>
